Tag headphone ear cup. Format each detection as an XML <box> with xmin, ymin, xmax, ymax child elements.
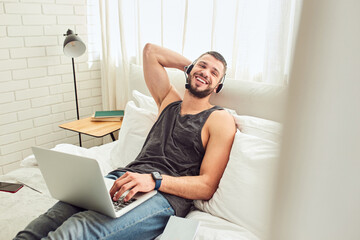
<box><xmin>216</xmin><ymin>83</ymin><xmax>223</xmax><ymax>93</ymax></box>
<box><xmin>186</xmin><ymin>64</ymin><xmax>193</xmax><ymax>75</ymax></box>
<box><xmin>184</xmin><ymin>64</ymin><xmax>193</xmax><ymax>89</ymax></box>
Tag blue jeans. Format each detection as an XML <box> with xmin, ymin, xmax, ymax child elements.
<box><xmin>14</xmin><ymin>172</ymin><xmax>174</xmax><ymax>240</ymax></box>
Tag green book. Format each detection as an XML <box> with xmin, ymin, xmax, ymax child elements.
<box><xmin>94</xmin><ymin>110</ymin><xmax>124</xmax><ymax>118</ymax></box>
<box><xmin>91</xmin><ymin>110</ymin><xmax>124</xmax><ymax>122</ymax></box>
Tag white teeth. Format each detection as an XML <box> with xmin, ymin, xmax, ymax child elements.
<box><xmin>196</xmin><ymin>77</ymin><xmax>207</xmax><ymax>84</ymax></box>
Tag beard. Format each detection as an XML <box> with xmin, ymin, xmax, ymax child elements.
<box><xmin>187</xmin><ymin>75</ymin><xmax>214</xmax><ymax>99</ymax></box>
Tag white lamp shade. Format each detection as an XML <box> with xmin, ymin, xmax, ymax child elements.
<box><xmin>63</xmin><ymin>30</ymin><xmax>86</xmax><ymax>58</ymax></box>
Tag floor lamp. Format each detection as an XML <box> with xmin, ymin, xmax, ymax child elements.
<box><xmin>63</xmin><ymin>29</ymin><xmax>86</xmax><ymax>147</ymax></box>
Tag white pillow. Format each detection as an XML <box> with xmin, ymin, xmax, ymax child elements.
<box><xmin>194</xmin><ymin>130</ymin><xmax>279</xmax><ymax>239</ymax></box>
<box><xmin>109</xmin><ymin>100</ymin><xmax>157</xmax><ymax>169</ymax></box>
<box><xmin>132</xmin><ymin>90</ymin><xmax>158</xmax><ymax>114</ymax></box>
<box><xmin>21</xmin><ymin>143</ymin><xmax>115</xmax><ymax>175</ymax></box>
<box><xmin>233</xmin><ymin>115</ymin><xmax>282</xmax><ymax>144</ymax></box>
<box><xmin>20</xmin><ymin>144</ymin><xmax>95</xmax><ymax>167</ymax></box>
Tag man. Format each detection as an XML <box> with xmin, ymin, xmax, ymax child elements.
<box><xmin>15</xmin><ymin>44</ymin><xmax>236</xmax><ymax>240</ymax></box>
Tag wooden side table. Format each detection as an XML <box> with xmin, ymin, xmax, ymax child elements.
<box><xmin>59</xmin><ymin>117</ymin><xmax>122</xmax><ymax>146</ymax></box>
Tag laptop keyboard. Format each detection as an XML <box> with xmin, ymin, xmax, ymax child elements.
<box><xmin>112</xmin><ymin>197</ymin><xmax>137</xmax><ymax>212</ymax></box>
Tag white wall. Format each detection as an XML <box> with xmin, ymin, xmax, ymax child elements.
<box><xmin>270</xmin><ymin>1</ymin><xmax>360</xmax><ymax>239</ymax></box>
<box><xmin>0</xmin><ymin>0</ymin><xmax>105</xmax><ymax>175</ymax></box>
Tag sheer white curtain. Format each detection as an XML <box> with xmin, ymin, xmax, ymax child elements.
<box><xmin>99</xmin><ymin>0</ymin><xmax>300</xmax><ymax>110</ymax></box>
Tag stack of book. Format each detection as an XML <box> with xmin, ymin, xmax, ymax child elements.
<box><xmin>91</xmin><ymin>110</ymin><xmax>124</xmax><ymax>122</ymax></box>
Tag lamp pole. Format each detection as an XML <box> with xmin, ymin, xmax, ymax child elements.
<box><xmin>71</xmin><ymin>57</ymin><xmax>82</xmax><ymax>147</ymax></box>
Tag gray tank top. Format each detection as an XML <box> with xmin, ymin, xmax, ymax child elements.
<box><xmin>117</xmin><ymin>100</ymin><xmax>223</xmax><ymax>217</ymax></box>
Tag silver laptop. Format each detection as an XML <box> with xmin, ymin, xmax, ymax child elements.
<box><xmin>32</xmin><ymin>146</ymin><xmax>157</xmax><ymax>218</ymax></box>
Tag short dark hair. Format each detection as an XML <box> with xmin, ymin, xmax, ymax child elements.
<box><xmin>197</xmin><ymin>51</ymin><xmax>227</xmax><ymax>76</ymax></box>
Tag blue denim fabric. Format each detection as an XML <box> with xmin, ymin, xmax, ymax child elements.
<box><xmin>15</xmin><ymin>173</ymin><xmax>174</xmax><ymax>240</ymax></box>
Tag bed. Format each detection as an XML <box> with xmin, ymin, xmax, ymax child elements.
<box><xmin>0</xmin><ymin>64</ymin><xmax>287</xmax><ymax>240</ymax></box>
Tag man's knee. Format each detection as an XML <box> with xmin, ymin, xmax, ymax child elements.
<box><xmin>14</xmin><ymin>202</ymin><xmax>83</xmax><ymax>240</ymax></box>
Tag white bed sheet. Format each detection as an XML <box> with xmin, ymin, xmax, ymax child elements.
<box><xmin>0</xmin><ymin>142</ymin><xmax>116</xmax><ymax>240</ymax></box>
<box><xmin>0</xmin><ymin>167</ymin><xmax>56</xmax><ymax>239</ymax></box>
<box><xmin>186</xmin><ymin>210</ymin><xmax>259</xmax><ymax>240</ymax></box>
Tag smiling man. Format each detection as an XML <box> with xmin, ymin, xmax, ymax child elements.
<box><xmin>15</xmin><ymin>44</ymin><xmax>236</xmax><ymax>240</ymax></box>
<box><xmin>108</xmin><ymin>43</ymin><xmax>236</xmax><ymax>235</ymax></box>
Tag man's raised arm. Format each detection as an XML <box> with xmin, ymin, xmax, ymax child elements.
<box><xmin>142</xmin><ymin>43</ymin><xmax>191</xmax><ymax>112</ymax></box>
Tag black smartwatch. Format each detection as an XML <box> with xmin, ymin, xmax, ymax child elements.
<box><xmin>151</xmin><ymin>172</ymin><xmax>162</xmax><ymax>190</ymax></box>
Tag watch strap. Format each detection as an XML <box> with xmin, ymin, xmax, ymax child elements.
<box><xmin>154</xmin><ymin>179</ymin><xmax>161</xmax><ymax>190</ymax></box>
<box><xmin>151</xmin><ymin>172</ymin><xmax>162</xmax><ymax>190</ymax></box>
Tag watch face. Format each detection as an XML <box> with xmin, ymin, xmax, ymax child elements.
<box><xmin>152</xmin><ymin>172</ymin><xmax>162</xmax><ymax>180</ymax></box>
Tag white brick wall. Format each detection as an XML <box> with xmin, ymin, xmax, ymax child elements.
<box><xmin>0</xmin><ymin>0</ymin><xmax>105</xmax><ymax>175</ymax></box>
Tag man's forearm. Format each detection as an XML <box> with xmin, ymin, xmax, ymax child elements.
<box><xmin>159</xmin><ymin>174</ymin><xmax>216</xmax><ymax>201</ymax></box>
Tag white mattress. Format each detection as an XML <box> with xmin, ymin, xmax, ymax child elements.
<box><xmin>0</xmin><ymin>142</ymin><xmax>115</xmax><ymax>240</ymax></box>
<box><xmin>0</xmin><ymin>142</ymin><xmax>256</xmax><ymax>240</ymax></box>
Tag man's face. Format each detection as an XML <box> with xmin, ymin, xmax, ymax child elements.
<box><xmin>187</xmin><ymin>54</ymin><xmax>225</xmax><ymax>99</ymax></box>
